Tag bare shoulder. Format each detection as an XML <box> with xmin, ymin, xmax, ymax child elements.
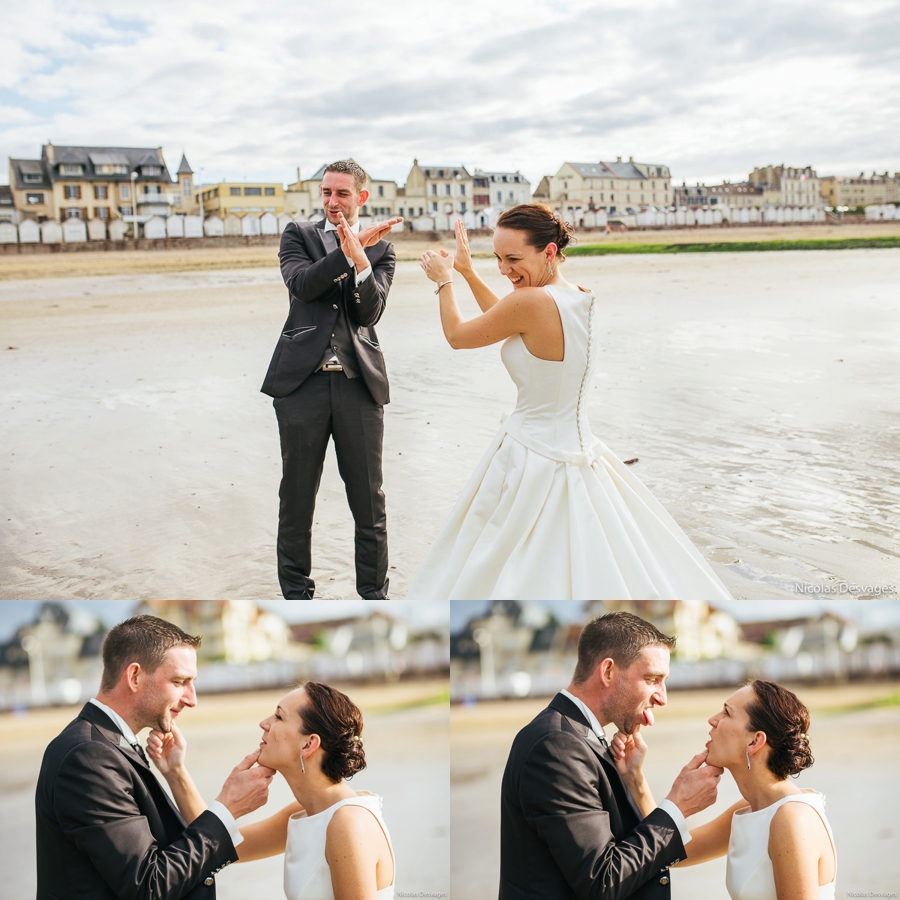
<box><xmin>326</xmin><ymin>804</ymin><xmax>382</xmax><ymax>843</ymax></box>
<box><xmin>770</xmin><ymin>799</ymin><xmax>827</xmax><ymax>842</ymax></box>
<box><xmin>499</xmin><ymin>286</ymin><xmax>558</xmax><ymax>307</ymax></box>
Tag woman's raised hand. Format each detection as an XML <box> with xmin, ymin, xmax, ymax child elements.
<box><xmin>420</xmin><ymin>248</ymin><xmax>454</xmax><ymax>284</ymax></box>
<box><xmin>453</xmin><ymin>219</ymin><xmax>473</xmax><ymax>275</ymax></box>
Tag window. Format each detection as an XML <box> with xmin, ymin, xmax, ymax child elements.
<box><xmin>26</xmin><ymin>193</ymin><xmax>45</xmax><ymax>204</ymax></box>
<box><xmin>378</xmin><ymin>185</ymin><xmax>384</xmax><ymax>197</ymax></box>
<box><xmin>459</xmin><ymin>184</ymin><xmax>466</xmax><ymax>195</ymax></box>
<box><xmin>230</xmin><ymin>187</ymin><xmax>241</xmax><ymax>196</ymax></box>
<box><xmin>96</xmin><ymin>207</ymin><xmax>109</xmax><ymax>220</ymax></box>
<box><xmin>430</xmin><ymin>201</ymin><xmax>438</xmax><ymax>212</ymax></box>
<box><xmin>143</xmin><ymin>185</ymin><xmax>161</xmax><ymax>195</ymax></box>
<box><xmin>94</xmin><ymin>185</ymin><xmax>108</xmax><ymax>200</ymax></box>
<box><xmin>65</xmin><ymin>185</ymin><xmax>82</xmax><ymax>199</ymax></box>
<box><xmin>265</xmin><ymin>207</ymin><xmax>276</xmax><ymax>212</ymax></box>
<box><xmin>444</xmin><ymin>184</ymin><xmax>451</xmax><ymax>195</ymax></box>
<box><xmin>264</xmin><ymin>187</ymin><xmax>275</xmax><ymax>196</ymax></box>
<box><xmin>120</xmin><ymin>184</ymin><xmax>130</xmax><ymax>200</ymax></box>
<box><xmin>183</xmin><ymin>179</ymin><xmax>192</xmax><ymax>196</ymax></box>
<box><xmin>65</xmin><ymin>208</ymin><xmax>82</xmax><ymax>218</ymax></box>
<box><xmin>142</xmin><ymin>166</ymin><xmax>162</xmax><ymax>176</ymax></box>
<box><xmin>418</xmin><ymin>207</ymin><xmax>423</xmax><ymax>216</ymax></box>
<box><xmin>231</xmin><ymin>207</ymin><xmax>243</xmax><ymax>213</ymax></box>
<box><xmin>60</xmin><ymin>164</ymin><xmax>84</xmax><ymax>176</ymax></box>
<box><xmin>430</xmin><ymin>184</ymin><xmax>437</xmax><ymax>196</ymax></box>
<box><xmin>23</xmin><ymin>173</ymin><xmax>43</xmax><ymax>183</ymax></box>
<box><xmin>96</xmin><ymin>164</ymin><xmax>128</xmax><ymax>175</ymax></box>
<box><xmin>244</xmin><ymin>187</ymin><xmax>262</xmax><ymax>196</ymax></box>
<box><xmin>497</xmin><ymin>190</ymin><xmax>502</xmax><ymax>202</ymax></box>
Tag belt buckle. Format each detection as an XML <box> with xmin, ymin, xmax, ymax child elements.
<box><xmin>320</xmin><ymin>362</ymin><xmax>343</xmax><ymax>372</ymax></box>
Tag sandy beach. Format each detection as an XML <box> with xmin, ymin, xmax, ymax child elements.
<box><xmin>0</xmin><ymin>679</ymin><xmax>449</xmax><ymax>900</ymax></box>
<box><xmin>1</xmin><ymin>246</ymin><xmax>898</xmax><ymax>599</ymax></box>
<box><xmin>451</xmin><ymin>681</ymin><xmax>900</xmax><ymax>898</ymax></box>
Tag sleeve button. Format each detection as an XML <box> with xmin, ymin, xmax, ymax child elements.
<box><xmin>204</xmin><ymin>877</ymin><xmax>214</xmax><ymax>886</ymax></box>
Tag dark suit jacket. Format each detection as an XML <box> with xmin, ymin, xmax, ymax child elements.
<box><xmin>35</xmin><ymin>702</ymin><xmax>238</xmax><ymax>900</ymax></box>
<box><xmin>499</xmin><ymin>693</ymin><xmax>685</xmax><ymax>900</ymax></box>
<box><xmin>260</xmin><ymin>219</ymin><xmax>395</xmax><ymax>406</ymax></box>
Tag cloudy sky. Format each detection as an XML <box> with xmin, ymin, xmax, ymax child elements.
<box><xmin>2</xmin><ymin>0</ymin><xmax>898</xmax><ymax>189</ymax></box>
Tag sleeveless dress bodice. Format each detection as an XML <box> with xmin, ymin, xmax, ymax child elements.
<box><xmin>284</xmin><ymin>792</ymin><xmax>394</xmax><ymax>900</ymax></box>
<box><xmin>406</xmin><ymin>283</ymin><xmax>734</xmax><ymax>600</ymax></box>
<box><xmin>726</xmin><ymin>791</ymin><xmax>836</xmax><ymax>900</ymax></box>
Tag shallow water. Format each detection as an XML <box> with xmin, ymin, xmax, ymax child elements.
<box><xmin>1</xmin><ymin>250</ymin><xmax>898</xmax><ymax>599</ymax></box>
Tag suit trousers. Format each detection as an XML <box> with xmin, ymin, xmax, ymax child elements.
<box><xmin>274</xmin><ymin>370</ymin><xmax>388</xmax><ymax>599</ymax></box>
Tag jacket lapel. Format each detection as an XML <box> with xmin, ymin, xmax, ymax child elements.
<box><xmin>314</xmin><ymin>218</ymin><xmax>330</xmax><ymax>257</ymax></box>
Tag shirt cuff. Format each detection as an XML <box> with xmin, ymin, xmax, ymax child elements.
<box><xmin>207</xmin><ymin>799</ymin><xmax>244</xmax><ymax>846</ymax></box>
<box><xmin>658</xmin><ymin>798</ymin><xmax>692</xmax><ymax>845</ymax></box>
<box><xmin>356</xmin><ymin>266</ymin><xmax>372</xmax><ymax>285</ymax></box>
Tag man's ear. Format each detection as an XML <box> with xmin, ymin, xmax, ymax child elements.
<box><xmin>596</xmin><ymin>657</ymin><xmax>616</xmax><ymax>687</ymax></box>
<box><xmin>358</xmin><ymin>189</ymin><xmax>369</xmax><ymax>207</ymax></box>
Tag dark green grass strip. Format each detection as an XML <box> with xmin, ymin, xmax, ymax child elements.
<box><xmin>567</xmin><ymin>236</ymin><xmax>900</xmax><ymax>255</ymax></box>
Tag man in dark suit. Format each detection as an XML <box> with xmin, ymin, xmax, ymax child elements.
<box><xmin>35</xmin><ymin>615</ymin><xmax>275</xmax><ymax>900</ymax></box>
<box><xmin>500</xmin><ymin>611</ymin><xmax>724</xmax><ymax>900</ymax></box>
<box><xmin>261</xmin><ymin>159</ymin><xmax>402</xmax><ymax>600</ymax></box>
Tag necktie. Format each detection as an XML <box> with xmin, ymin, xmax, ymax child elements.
<box><xmin>132</xmin><ymin>742</ymin><xmax>149</xmax><ymax>765</ymax></box>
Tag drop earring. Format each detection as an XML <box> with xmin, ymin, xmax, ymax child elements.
<box><xmin>547</xmin><ymin>259</ymin><xmax>553</xmax><ymax>276</ymax></box>
<box><xmin>746</xmin><ymin>750</ymin><xmax>751</xmax><ymax>770</ymax></box>
<box><xmin>300</xmin><ymin>754</ymin><xmax>305</xmax><ymax>774</ymax></box>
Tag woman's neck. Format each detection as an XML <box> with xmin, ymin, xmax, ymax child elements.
<box><xmin>728</xmin><ymin>764</ymin><xmax>800</xmax><ymax>811</ymax></box>
<box><xmin>281</xmin><ymin>765</ymin><xmax>357</xmax><ymax>816</ymax></box>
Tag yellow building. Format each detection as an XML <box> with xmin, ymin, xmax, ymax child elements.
<box><xmin>546</xmin><ymin>157</ymin><xmax>672</xmax><ymax>212</ymax></box>
<box><xmin>196</xmin><ymin>181</ymin><xmax>285</xmax><ymax>218</ymax></box>
<box><xmin>402</xmin><ymin>160</ymin><xmax>476</xmax><ymax>218</ymax></box>
<box><xmin>749</xmin><ymin>165</ymin><xmax>821</xmax><ymax>208</ymax></box>
<box><xmin>820</xmin><ymin>173</ymin><xmax>900</xmax><ymax>208</ymax></box>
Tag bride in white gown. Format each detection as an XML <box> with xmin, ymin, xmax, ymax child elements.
<box><xmin>613</xmin><ymin>679</ymin><xmax>836</xmax><ymax>900</ymax></box>
<box><xmin>408</xmin><ymin>205</ymin><xmax>733</xmax><ymax>600</ymax></box>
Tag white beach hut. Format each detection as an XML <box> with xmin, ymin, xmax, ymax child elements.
<box><xmin>665</xmin><ymin>211</ymin><xmax>675</xmax><ymax>226</ymax></box>
<box><xmin>88</xmin><ymin>218</ymin><xmax>107</xmax><ymax>240</ymax></box>
<box><xmin>184</xmin><ymin>215</ymin><xmax>203</xmax><ymax>237</ymax></box>
<box><xmin>277</xmin><ymin>213</ymin><xmax>293</xmax><ymax>233</ymax></box>
<box><xmin>19</xmin><ymin>219</ymin><xmax>40</xmax><ymax>243</ymax></box>
<box><xmin>166</xmin><ymin>215</ymin><xmax>185</xmax><ymax>238</ymax></box>
<box><xmin>260</xmin><ymin>212</ymin><xmax>278</xmax><ymax>235</ymax></box>
<box><xmin>204</xmin><ymin>215</ymin><xmax>225</xmax><ymax>237</ymax></box>
<box><xmin>144</xmin><ymin>216</ymin><xmax>167</xmax><ymax>239</ymax></box>
<box><xmin>224</xmin><ymin>214</ymin><xmax>242</xmax><ymax>236</ymax></box>
<box><xmin>108</xmin><ymin>218</ymin><xmax>128</xmax><ymax>240</ymax></box>
<box><xmin>675</xmin><ymin>209</ymin><xmax>686</xmax><ymax>226</ymax></box>
<box><xmin>684</xmin><ymin>209</ymin><xmax>696</xmax><ymax>226</ymax></box>
<box><xmin>241</xmin><ymin>214</ymin><xmax>261</xmax><ymax>236</ymax></box>
<box><xmin>63</xmin><ymin>218</ymin><xmax>88</xmax><ymax>242</ymax></box>
<box><xmin>0</xmin><ymin>222</ymin><xmax>18</xmax><ymax>243</ymax></box>
<box><xmin>41</xmin><ymin>221</ymin><xmax>63</xmax><ymax>243</ymax></box>
<box><xmin>412</xmin><ymin>216</ymin><xmax>436</xmax><ymax>231</ymax></box>
<box><xmin>712</xmin><ymin>209</ymin><xmax>722</xmax><ymax>225</ymax></box>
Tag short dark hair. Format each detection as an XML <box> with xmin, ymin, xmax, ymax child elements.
<box><xmin>495</xmin><ymin>203</ymin><xmax>576</xmax><ymax>260</ymax></box>
<box><xmin>323</xmin><ymin>159</ymin><xmax>367</xmax><ymax>193</ymax></box>
<box><xmin>297</xmin><ymin>682</ymin><xmax>366</xmax><ymax>784</ymax></box>
<box><xmin>572</xmin><ymin>611</ymin><xmax>676</xmax><ymax>684</ymax></box>
<box><xmin>100</xmin><ymin>615</ymin><xmax>201</xmax><ymax>692</ymax></box>
<box><xmin>744</xmin><ymin>680</ymin><xmax>814</xmax><ymax>780</ymax></box>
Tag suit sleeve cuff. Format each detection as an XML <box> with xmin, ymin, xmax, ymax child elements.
<box><xmin>207</xmin><ymin>800</ymin><xmax>244</xmax><ymax>846</ymax></box>
<box><xmin>657</xmin><ymin>798</ymin><xmax>692</xmax><ymax>844</ymax></box>
<box><xmin>355</xmin><ymin>266</ymin><xmax>372</xmax><ymax>285</ymax></box>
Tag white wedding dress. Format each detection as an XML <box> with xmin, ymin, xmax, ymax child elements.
<box><xmin>284</xmin><ymin>792</ymin><xmax>394</xmax><ymax>900</ymax></box>
<box><xmin>726</xmin><ymin>791</ymin><xmax>836</xmax><ymax>900</ymax></box>
<box><xmin>406</xmin><ymin>284</ymin><xmax>734</xmax><ymax>599</ymax></box>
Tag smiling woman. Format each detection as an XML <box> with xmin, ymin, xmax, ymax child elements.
<box><xmin>407</xmin><ymin>206</ymin><xmax>735</xmax><ymax>600</ymax></box>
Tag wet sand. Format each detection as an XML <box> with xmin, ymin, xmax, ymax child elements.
<box><xmin>1</xmin><ymin>249</ymin><xmax>898</xmax><ymax>599</ymax></box>
<box><xmin>451</xmin><ymin>682</ymin><xmax>900</xmax><ymax>898</ymax></box>
<box><xmin>0</xmin><ymin>680</ymin><xmax>449</xmax><ymax>900</ymax></box>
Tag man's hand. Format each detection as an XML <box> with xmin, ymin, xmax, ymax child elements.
<box><xmin>610</xmin><ymin>725</ymin><xmax>648</xmax><ymax>785</ymax></box>
<box><xmin>664</xmin><ymin>749</ymin><xmax>724</xmax><ymax>818</ymax></box>
<box><xmin>337</xmin><ymin>213</ymin><xmax>371</xmax><ymax>272</ymax></box>
<box><xmin>358</xmin><ymin>217</ymin><xmax>402</xmax><ymax>247</ymax></box>
<box><xmin>214</xmin><ymin>749</ymin><xmax>276</xmax><ymax>819</ymax></box>
<box><xmin>147</xmin><ymin>723</ymin><xmax>186</xmax><ymax>778</ymax></box>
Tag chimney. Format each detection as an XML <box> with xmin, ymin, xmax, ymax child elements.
<box><xmin>628</xmin><ymin>155</ymin><xmax>633</xmax><ymax>162</ymax></box>
<box><xmin>616</xmin><ymin>156</ymin><xmax>622</xmax><ymax>163</ymax></box>
<box><xmin>46</xmin><ymin>141</ymin><xmax>54</xmax><ymax>164</ymax></box>
<box><xmin>296</xmin><ymin>167</ymin><xmax>301</xmax><ymax>184</ymax></box>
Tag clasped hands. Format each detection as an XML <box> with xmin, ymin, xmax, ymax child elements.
<box><xmin>336</xmin><ymin>212</ymin><xmax>403</xmax><ymax>271</ymax></box>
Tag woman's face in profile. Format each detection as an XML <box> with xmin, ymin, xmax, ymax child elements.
<box><xmin>258</xmin><ymin>687</ymin><xmax>307</xmax><ymax>770</ymax></box>
<box><xmin>706</xmin><ymin>685</ymin><xmax>757</xmax><ymax>768</ymax></box>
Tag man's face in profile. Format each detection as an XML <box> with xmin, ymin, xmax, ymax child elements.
<box><xmin>321</xmin><ymin>171</ymin><xmax>367</xmax><ymax>226</ymax></box>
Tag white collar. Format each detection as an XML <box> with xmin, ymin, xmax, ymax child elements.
<box><xmin>90</xmin><ymin>697</ymin><xmax>139</xmax><ymax>745</ymax></box>
<box><xmin>323</xmin><ymin>219</ymin><xmax>360</xmax><ymax>233</ymax></box>
<box><xmin>561</xmin><ymin>689</ymin><xmax>608</xmax><ymax>743</ymax></box>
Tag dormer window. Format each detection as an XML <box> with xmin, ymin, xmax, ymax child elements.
<box><xmin>96</xmin><ymin>164</ymin><xmax>129</xmax><ymax>175</ymax></box>
<box><xmin>23</xmin><ymin>173</ymin><xmax>43</xmax><ymax>183</ymax></box>
<box><xmin>60</xmin><ymin>164</ymin><xmax>84</xmax><ymax>176</ymax></box>
<box><xmin>142</xmin><ymin>166</ymin><xmax>162</xmax><ymax>176</ymax></box>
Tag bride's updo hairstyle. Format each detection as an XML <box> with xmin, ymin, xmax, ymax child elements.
<box><xmin>495</xmin><ymin>204</ymin><xmax>576</xmax><ymax>261</ymax></box>
<box><xmin>745</xmin><ymin>680</ymin><xmax>814</xmax><ymax>780</ymax></box>
<box><xmin>298</xmin><ymin>682</ymin><xmax>367</xmax><ymax>783</ymax></box>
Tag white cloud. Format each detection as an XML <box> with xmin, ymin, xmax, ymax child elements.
<box><xmin>1</xmin><ymin>0</ymin><xmax>898</xmax><ymax>186</ymax></box>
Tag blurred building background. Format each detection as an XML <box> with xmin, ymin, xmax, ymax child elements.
<box><xmin>451</xmin><ymin>599</ymin><xmax>900</xmax><ymax>701</ymax></box>
<box><xmin>0</xmin><ymin>600</ymin><xmax>449</xmax><ymax>711</ymax></box>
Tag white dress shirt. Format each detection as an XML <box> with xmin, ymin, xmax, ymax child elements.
<box><xmin>89</xmin><ymin>697</ymin><xmax>243</xmax><ymax>846</ymax></box>
<box><xmin>560</xmin><ymin>690</ymin><xmax>691</xmax><ymax>845</ymax></box>
<box><xmin>323</xmin><ymin>218</ymin><xmax>372</xmax><ymax>284</ymax></box>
